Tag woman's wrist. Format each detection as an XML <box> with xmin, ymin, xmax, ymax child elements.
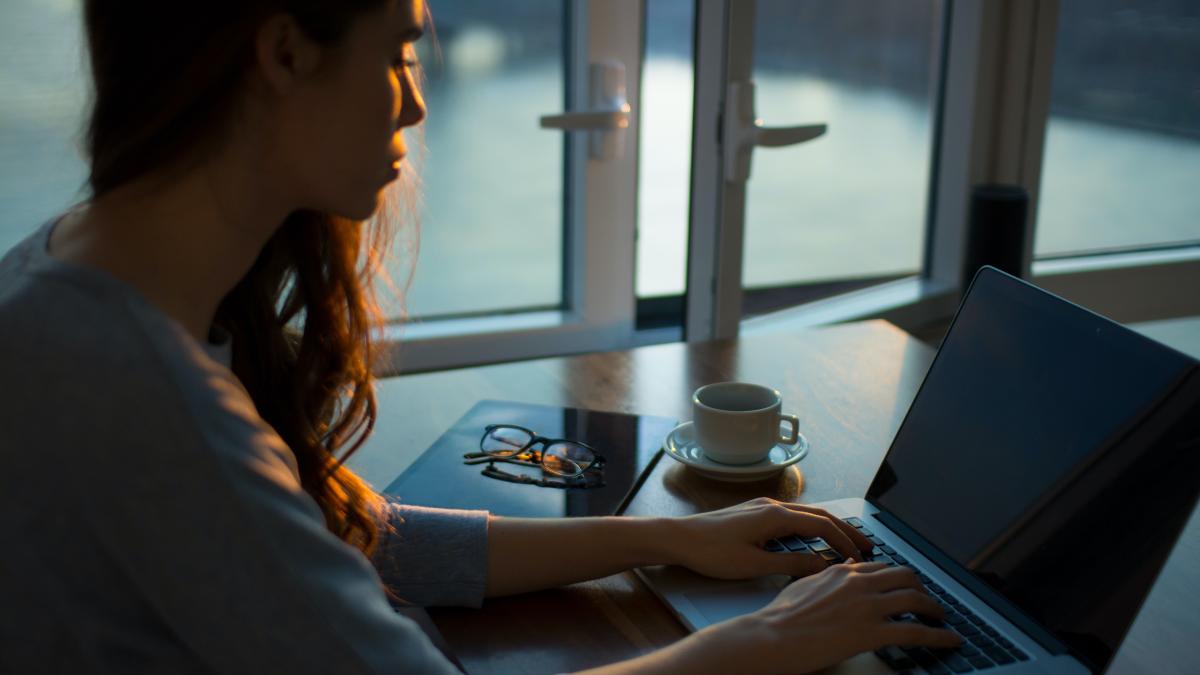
<box><xmin>630</xmin><ymin>515</ymin><xmax>695</xmax><ymax>567</ymax></box>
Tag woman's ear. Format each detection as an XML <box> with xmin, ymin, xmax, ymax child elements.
<box><xmin>254</xmin><ymin>14</ymin><xmax>323</xmax><ymax>94</ymax></box>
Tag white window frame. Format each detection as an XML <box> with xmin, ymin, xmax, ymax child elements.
<box><xmin>378</xmin><ymin>0</ymin><xmax>650</xmax><ymax>374</ymax></box>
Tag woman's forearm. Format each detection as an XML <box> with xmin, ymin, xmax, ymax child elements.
<box><xmin>485</xmin><ymin>515</ymin><xmax>683</xmax><ymax>597</ymax></box>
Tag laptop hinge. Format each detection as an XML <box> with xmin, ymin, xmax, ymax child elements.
<box><xmin>867</xmin><ymin>501</ymin><xmax>1072</xmax><ymax>658</ymax></box>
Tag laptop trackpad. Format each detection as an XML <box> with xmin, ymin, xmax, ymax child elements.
<box><xmin>683</xmin><ymin>575</ymin><xmax>789</xmax><ymax>625</ymax></box>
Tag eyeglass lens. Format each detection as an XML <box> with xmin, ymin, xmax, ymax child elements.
<box><xmin>542</xmin><ymin>442</ymin><xmax>596</xmax><ymax>477</ymax></box>
<box><xmin>481</xmin><ymin>426</ymin><xmax>596</xmax><ymax>477</ymax></box>
<box><xmin>481</xmin><ymin>426</ymin><xmax>534</xmax><ymax>456</ymax></box>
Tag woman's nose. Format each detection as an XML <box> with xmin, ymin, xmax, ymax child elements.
<box><xmin>397</xmin><ymin>68</ymin><xmax>426</xmax><ymax>130</ymax></box>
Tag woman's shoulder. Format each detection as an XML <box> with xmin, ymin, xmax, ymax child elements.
<box><xmin>0</xmin><ymin>226</ymin><xmax>289</xmax><ymax>476</ymax></box>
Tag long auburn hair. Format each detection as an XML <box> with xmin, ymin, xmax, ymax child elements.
<box><xmin>84</xmin><ymin>1</ymin><xmax>411</xmax><ymax>559</ymax></box>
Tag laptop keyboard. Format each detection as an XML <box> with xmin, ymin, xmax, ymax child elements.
<box><xmin>765</xmin><ymin>517</ymin><xmax>1030</xmax><ymax>673</ymax></box>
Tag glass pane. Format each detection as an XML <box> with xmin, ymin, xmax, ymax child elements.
<box><xmin>401</xmin><ymin>2</ymin><xmax>564</xmax><ymax>319</ymax></box>
<box><xmin>636</xmin><ymin>0</ymin><xmax>694</xmax><ymax>299</ymax></box>
<box><xmin>0</xmin><ymin>1</ymin><xmax>89</xmax><ymax>255</ymax></box>
<box><xmin>1035</xmin><ymin>0</ymin><xmax>1200</xmax><ymax>257</ymax></box>
<box><xmin>742</xmin><ymin>0</ymin><xmax>943</xmax><ymax>290</ymax></box>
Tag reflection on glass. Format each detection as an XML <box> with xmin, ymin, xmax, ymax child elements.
<box><xmin>743</xmin><ymin>0</ymin><xmax>942</xmax><ymax>289</ymax></box>
<box><xmin>637</xmin><ymin>0</ymin><xmax>694</xmax><ymax>299</ymax></box>
<box><xmin>1036</xmin><ymin>0</ymin><xmax>1200</xmax><ymax>256</ymax></box>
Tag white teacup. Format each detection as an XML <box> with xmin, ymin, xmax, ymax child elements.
<box><xmin>692</xmin><ymin>382</ymin><xmax>800</xmax><ymax>465</ymax></box>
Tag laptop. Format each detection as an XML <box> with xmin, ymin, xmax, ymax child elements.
<box><xmin>638</xmin><ymin>266</ymin><xmax>1200</xmax><ymax>674</ymax></box>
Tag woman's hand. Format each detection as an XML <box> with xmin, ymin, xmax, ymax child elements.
<box><xmin>733</xmin><ymin>561</ymin><xmax>963</xmax><ymax>674</ymax></box>
<box><xmin>664</xmin><ymin>497</ymin><xmax>875</xmax><ymax>579</ymax></box>
<box><xmin>576</xmin><ymin>560</ymin><xmax>961</xmax><ymax>675</ymax></box>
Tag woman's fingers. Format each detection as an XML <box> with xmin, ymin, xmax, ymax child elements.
<box><xmin>774</xmin><ymin>502</ymin><xmax>875</xmax><ymax>554</ymax></box>
<box><xmin>857</xmin><ymin>565</ymin><xmax>926</xmax><ymax>593</ymax></box>
<box><xmin>882</xmin><ymin>620</ymin><xmax>964</xmax><ymax>650</ymax></box>
<box><xmin>765</xmin><ymin>552</ymin><xmax>829</xmax><ymax>578</ymax></box>
<box><xmin>874</xmin><ymin>588</ymin><xmax>945</xmax><ymax>621</ymax></box>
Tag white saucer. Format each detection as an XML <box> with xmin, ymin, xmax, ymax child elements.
<box><xmin>663</xmin><ymin>421</ymin><xmax>809</xmax><ymax>482</ymax></box>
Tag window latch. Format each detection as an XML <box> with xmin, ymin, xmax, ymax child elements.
<box><xmin>539</xmin><ymin>61</ymin><xmax>630</xmax><ymax>161</ymax></box>
<box><xmin>723</xmin><ymin>80</ymin><xmax>827</xmax><ymax>183</ymax></box>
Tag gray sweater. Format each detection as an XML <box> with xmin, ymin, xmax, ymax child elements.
<box><xmin>0</xmin><ymin>218</ymin><xmax>489</xmax><ymax>674</ymax></box>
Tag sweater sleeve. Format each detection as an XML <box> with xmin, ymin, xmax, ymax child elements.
<box><xmin>370</xmin><ymin>500</ymin><xmax>491</xmax><ymax>608</ymax></box>
<box><xmin>74</xmin><ymin>351</ymin><xmax>466</xmax><ymax>675</ymax></box>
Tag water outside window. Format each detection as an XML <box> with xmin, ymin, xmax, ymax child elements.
<box><xmin>0</xmin><ymin>1</ymin><xmax>88</xmax><ymax>251</ymax></box>
<box><xmin>636</xmin><ymin>0</ymin><xmax>694</xmax><ymax>299</ymax></box>
<box><xmin>741</xmin><ymin>0</ymin><xmax>942</xmax><ymax>290</ymax></box>
<box><xmin>1036</xmin><ymin>0</ymin><xmax>1200</xmax><ymax>257</ymax></box>
<box><xmin>400</xmin><ymin>1</ymin><xmax>564</xmax><ymax>319</ymax></box>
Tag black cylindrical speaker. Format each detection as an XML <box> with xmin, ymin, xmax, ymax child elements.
<box><xmin>961</xmin><ymin>184</ymin><xmax>1029</xmax><ymax>290</ymax></box>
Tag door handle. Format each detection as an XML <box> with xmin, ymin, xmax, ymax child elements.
<box><xmin>723</xmin><ymin>80</ymin><xmax>827</xmax><ymax>182</ymax></box>
<box><xmin>540</xmin><ymin>61</ymin><xmax>630</xmax><ymax>160</ymax></box>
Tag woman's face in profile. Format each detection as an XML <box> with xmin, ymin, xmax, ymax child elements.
<box><xmin>282</xmin><ymin>0</ymin><xmax>426</xmax><ymax>221</ymax></box>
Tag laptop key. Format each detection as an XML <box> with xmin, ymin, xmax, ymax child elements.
<box><xmin>926</xmin><ymin>581</ymin><xmax>944</xmax><ymax>594</ymax></box>
<box><xmin>918</xmin><ymin>572</ymin><xmax>932</xmax><ymax>584</ymax></box>
<box><xmin>981</xmin><ymin>625</ymin><xmax>999</xmax><ymax>637</ymax></box>
<box><xmin>983</xmin><ymin>648</ymin><xmax>1015</xmax><ymax>665</ymax></box>
<box><xmin>844</xmin><ymin>517</ymin><xmax>865</xmax><ymax>528</ymax></box>
<box><xmin>967</xmin><ymin>655</ymin><xmax>995</xmax><ymax>670</ymax></box>
<box><xmin>996</xmin><ymin>636</ymin><xmax>1014</xmax><ymax>650</ymax></box>
<box><xmin>945</xmin><ymin>612</ymin><xmax>968</xmax><ymax>626</ymax></box>
<box><xmin>892</xmin><ymin>554</ymin><xmax>908</xmax><ymax>564</ymax></box>
<box><xmin>904</xmin><ymin>649</ymin><xmax>951</xmax><ymax>675</ymax></box>
<box><xmin>874</xmin><ymin>645</ymin><xmax>916</xmax><ymax>669</ymax></box>
<box><xmin>777</xmin><ymin>535</ymin><xmax>810</xmax><ymax>552</ymax></box>
<box><xmin>955</xmin><ymin>623</ymin><xmax>981</xmax><ymax>637</ymax></box>
<box><xmin>808</xmin><ymin>540</ymin><xmax>832</xmax><ymax>552</ymax></box>
<box><xmin>764</xmin><ymin>539</ymin><xmax>785</xmax><ymax>553</ymax></box>
<box><xmin>967</xmin><ymin>615</ymin><xmax>986</xmax><ymax>626</ymax></box>
<box><xmin>969</xmin><ymin>634</ymin><xmax>996</xmax><ymax>650</ymax></box>
<box><xmin>1011</xmin><ymin>647</ymin><xmax>1029</xmax><ymax>661</ymax></box>
<box><xmin>880</xmin><ymin>544</ymin><xmax>897</xmax><ymax>555</ymax></box>
<box><xmin>936</xmin><ymin>651</ymin><xmax>975</xmax><ymax>673</ymax></box>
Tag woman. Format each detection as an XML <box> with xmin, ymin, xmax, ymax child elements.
<box><xmin>0</xmin><ymin>0</ymin><xmax>960</xmax><ymax>672</ymax></box>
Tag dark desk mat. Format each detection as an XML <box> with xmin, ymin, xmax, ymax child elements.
<box><xmin>383</xmin><ymin>399</ymin><xmax>677</xmax><ymax>517</ymax></box>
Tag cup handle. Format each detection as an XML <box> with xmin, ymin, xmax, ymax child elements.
<box><xmin>778</xmin><ymin>414</ymin><xmax>800</xmax><ymax>445</ymax></box>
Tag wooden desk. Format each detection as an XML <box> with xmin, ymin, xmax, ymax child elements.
<box><xmin>353</xmin><ymin>320</ymin><xmax>1198</xmax><ymax>674</ymax></box>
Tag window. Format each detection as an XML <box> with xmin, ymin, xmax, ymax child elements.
<box><xmin>635</xmin><ymin>0</ymin><xmax>695</xmax><ymax>301</ymax></box>
<box><xmin>1035</xmin><ymin>0</ymin><xmax>1200</xmax><ymax>257</ymax></box>
<box><xmin>401</xmin><ymin>2</ymin><xmax>565</xmax><ymax>320</ymax></box>
<box><xmin>742</xmin><ymin>0</ymin><xmax>943</xmax><ymax>297</ymax></box>
<box><xmin>0</xmin><ymin>1</ymin><xmax>88</xmax><ymax>253</ymax></box>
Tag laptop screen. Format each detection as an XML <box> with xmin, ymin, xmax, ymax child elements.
<box><xmin>868</xmin><ymin>267</ymin><xmax>1200</xmax><ymax>672</ymax></box>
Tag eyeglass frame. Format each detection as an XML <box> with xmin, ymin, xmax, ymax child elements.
<box><xmin>462</xmin><ymin>424</ymin><xmax>606</xmax><ymax>478</ymax></box>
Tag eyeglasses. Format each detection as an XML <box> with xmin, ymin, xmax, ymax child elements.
<box><xmin>462</xmin><ymin>424</ymin><xmax>606</xmax><ymax>489</ymax></box>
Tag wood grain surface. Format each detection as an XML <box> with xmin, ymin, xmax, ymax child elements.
<box><xmin>354</xmin><ymin>320</ymin><xmax>1198</xmax><ymax>674</ymax></box>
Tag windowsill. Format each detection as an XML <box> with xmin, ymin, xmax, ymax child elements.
<box><xmin>1033</xmin><ymin>244</ymin><xmax>1200</xmax><ymax>275</ymax></box>
<box><xmin>383</xmin><ymin>310</ymin><xmax>568</xmax><ymax>342</ymax></box>
<box><xmin>376</xmin><ymin>310</ymin><xmax>681</xmax><ymax>375</ymax></box>
<box><xmin>741</xmin><ymin>276</ymin><xmax>958</xmax><ymax>336</ymax></box>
